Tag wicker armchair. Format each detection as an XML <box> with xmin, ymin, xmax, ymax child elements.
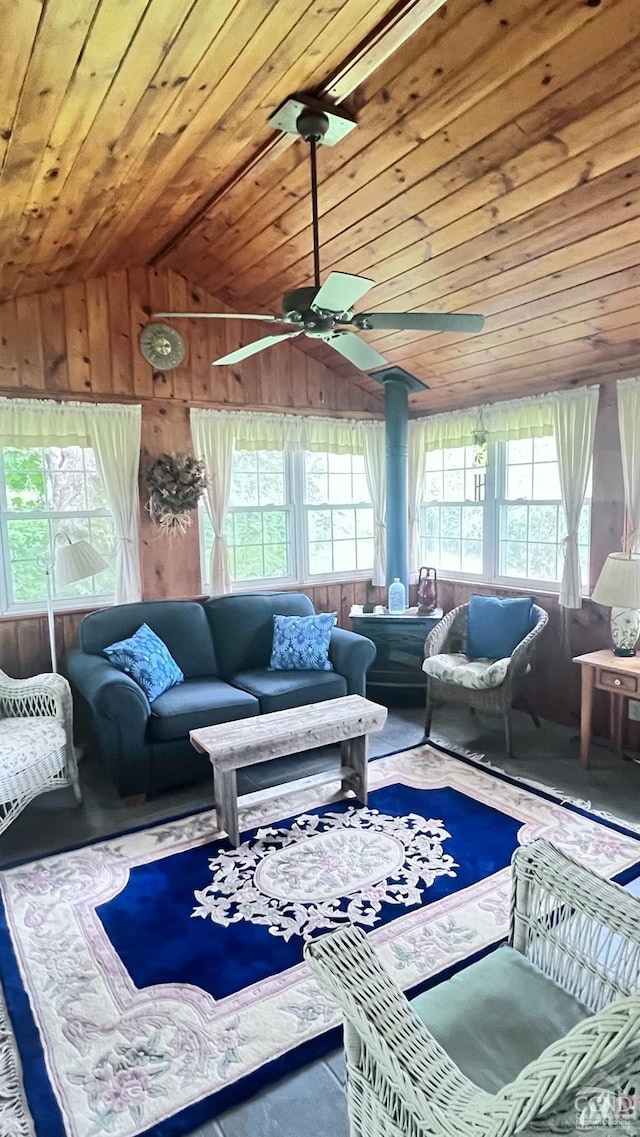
<box><xmin>423</xmin><ymin>603</ymin><xmax>548</xmax><ymax>758</ymax></box>
<box><xmin>305</xmin><ymin>839</ymin><xmax>640</xmax><ymax>1137</ymax></box>
<box><xmin>0</xmin><ymin>670</ymin><xmax>81</xmax><ymax>835</ymax></box>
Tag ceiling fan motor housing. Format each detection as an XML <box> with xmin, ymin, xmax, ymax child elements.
<box><xmin>282</xmin><ymin>286</ymin><xmax>346</xmax><ymax>335</ymax></box>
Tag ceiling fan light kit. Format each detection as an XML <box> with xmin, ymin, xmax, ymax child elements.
<box><xmin>151</xmin><ymin>95</ymin><xmax>485</xmax><ymax>371</ymax></box>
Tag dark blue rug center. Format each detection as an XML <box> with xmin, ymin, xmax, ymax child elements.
<box><xmin>98</xmin><ymin>784</ymin><xmax>522</xmax><ymax>1000</ymax></box>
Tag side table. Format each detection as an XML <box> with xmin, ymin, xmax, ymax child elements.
<box><xmin>573</xmin><ymin>649</ymin><xmax>640</xmax><ymax>767</ymax></box>
<box><xmin>350</xmin><ymin>606</ymin><xmax>444</xmax><ymax>695</ymax></box>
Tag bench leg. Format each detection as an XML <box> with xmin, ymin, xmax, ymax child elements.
<box><xmin>215</xmin><ymin>768</ymin><xmax>239</xmax><ymax>848</ymax></box>
<box><xmin>340</xmin><ymin>735</ymin><xmax>368</xmax><ymax>806</ymax></box>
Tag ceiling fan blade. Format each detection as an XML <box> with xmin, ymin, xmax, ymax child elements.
<box><xmin>312</xmin><ymin>273</ymin><xmax>375</xmax><ymax>314</ymax></box>
<box><xmin>154</xmin><ymin>311</ymin><xmax>294</xmax><ymax>323</ymax></box>
<box><xmin>354</xmin><ymin>311</ymin><xmax>485</xmax><ymax>333</ymax></box>
<box><xmin>212</xmin><ymin>331</ymin><xmax>301</xmax><ymax>366</ymax></box>
<box><xmin>324</xmin><ymin>332</ymin><xmax>388</xmax><ymax>371</ymax></box>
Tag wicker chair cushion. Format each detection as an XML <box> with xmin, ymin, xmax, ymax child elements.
<box><xmin>422</xmin><ymin>652</ymin><xmax>510</xmax><ymax>689</ymax></box>
<box><xmin>0</xmin><ymin>717</ymin><xmax>66</xmax><ymax>799</ymax></box>
<box><xmin>411</xmin><ymin>945</ymin><xmax>591</xmax><ymax>1093</ymax></box>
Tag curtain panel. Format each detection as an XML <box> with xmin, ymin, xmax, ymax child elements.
<box><xmin>193</xmin><ymin>409</ymin><xmax>382</xmax><ymax>455</ymax></box>
<box><xmin>0</xmin><ymin>397</ymin><xmax>142</xmax><ymax>603</ymax></box>
<box><xmin>616</xmin><ymin>378</ymin><xmax>640</xmax><ymax>553</ymax></box>
<box><xmin>191</xmin><ymin>410</ymin><xmax>234</xmax><ymax>595</ymax></box>
<box><xmin>551</xmin><ymin>387</ymin><xmax>599</xmax><ymax>608</ymax></box>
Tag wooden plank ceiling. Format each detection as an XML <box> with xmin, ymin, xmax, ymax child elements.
<box><xmin>3</xmin><ymin>0</ymin><xmax>640</xmax><ymax>412</ymax></box>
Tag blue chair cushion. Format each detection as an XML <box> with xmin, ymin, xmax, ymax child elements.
<box><xmin>148</xmin><ymin>678</ymin><xmax>259</xmax><ymax>742</ymax></box>
<box><xmin>230</xmin><ymin>668</ymin><xmax>347</xmax><ymax>714</ymax></box>
<box><xmin>467</xmin><ymin>595</ymin><xmax>533</xmax><ymax>661</ymax></box>
<box><xmin>103</xmin><ymin>623</ymin><xmax>184</xmax><ymax>702</ymax></box>
<box><xmin>270</xmin><ymin>613</ymin><xmax>336</xmax><ymax>671</ymax></box>
<box><xmin>411</xmin><ymin>945</ymin><xmax>590</xmax><ymax>1093</ymax></box>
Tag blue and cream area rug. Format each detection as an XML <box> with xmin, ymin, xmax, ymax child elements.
<box><xmin>2</xmin><ymin>742</ymin><xmax>640</xmax><ymax>1137</ymax></box>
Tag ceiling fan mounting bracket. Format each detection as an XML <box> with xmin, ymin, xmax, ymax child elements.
<box><xmin>268</xmin><ymin>95</ymin><xmax>357</xmax><ymax>146</ymax></box>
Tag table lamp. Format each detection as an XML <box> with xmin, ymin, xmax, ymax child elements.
<box><xmin>39</xmin><ymin>536</ymin><xmax>109</xmax><ymax>672</ymax></box>
<box><xmin>591</xmin><ymin>551</ymin><xmax>640</xmax><ymax>656</ymax></box>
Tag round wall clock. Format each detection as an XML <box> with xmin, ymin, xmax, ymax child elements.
<box><xmin>139</xmin><ymin>323</ymin><xmax>186</xmax><ymax>370</ymax></box>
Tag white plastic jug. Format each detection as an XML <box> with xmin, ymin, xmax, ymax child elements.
<box><xmin>388</xmin><ymin>577</ymin><xmax>406</xmax><ymax>613</ymax></box>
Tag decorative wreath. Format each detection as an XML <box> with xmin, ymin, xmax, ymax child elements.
<box><xmin>145</xmin><ymin>453</ymin><xmax>208</xmax><ymax>536</ymax></box>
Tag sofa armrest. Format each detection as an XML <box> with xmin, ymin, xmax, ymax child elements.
<box><xmin>329</xmin><ymin>627</ymin><xmax>376</xmax><ymax>696</ymax></box>
<box><xmin>67</xmin><ymin>650</ymin><xmax>151</xmax><ymax>795</ymax></box>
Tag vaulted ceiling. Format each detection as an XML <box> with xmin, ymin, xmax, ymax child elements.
<box><xmin>3</xmin><ymin>0</ymin><xmax>640</xmax><ymax>412</ymax></box>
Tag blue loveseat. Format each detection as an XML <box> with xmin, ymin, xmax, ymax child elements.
<box><xmin>66</xmin><ymin>592</ymin><xmax>376</xmax><ymax>798</ymax></box>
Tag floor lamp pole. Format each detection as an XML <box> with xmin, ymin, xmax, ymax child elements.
<box><xmin>44</xmin><ymin>563</ymin><xmax>58</xmax><ymax>673</ymax></box>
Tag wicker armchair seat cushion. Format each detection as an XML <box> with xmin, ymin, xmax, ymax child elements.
<box><xmin>422</xmin><ymin>652</ymin><xmax>510</xmax><ymax>690</ymax></box>
<box><xmin>410</xmin><ymin>944</ymin><xmax>591</xmax><ymax>1094</ymax></box>
<box><xmin>0</xmin><ymin>716</ymin><xmax>66</xmax><ymax>799</ymax></box>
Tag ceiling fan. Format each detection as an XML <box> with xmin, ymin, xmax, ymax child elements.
<box><xmin>154</xmin><ymin>102</ymin><xmax>485</xmax><ymax>371</ymax></box>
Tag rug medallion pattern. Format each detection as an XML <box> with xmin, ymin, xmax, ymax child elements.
<box><xmin>1</xmin><ymin>744</ymin><xmax>639</xmax><ymax>1137</ymax></box>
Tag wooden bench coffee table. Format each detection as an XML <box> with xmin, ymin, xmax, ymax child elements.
<box><xmin>190</xmin><ymin>694</ymin><xmax>387</xmax><ymax>847</ymax></box>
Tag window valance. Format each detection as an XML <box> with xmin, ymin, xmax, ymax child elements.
<box><xmin>190</xmin><ymin>409</ymin><xmax>383</xmax><ymax>455</ymax></box>
<box><xmin>410</xmin><ymin>386</ymin><xmax>600</xmax><ymax>453</ymax></box>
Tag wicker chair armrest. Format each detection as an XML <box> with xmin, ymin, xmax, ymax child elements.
<box><xmin>424</xmin><ymin>605</ymin><xmax>465</xmax><ymax>658</ymax></box>
<box><xmin>510</xmin><ymin>840</ymin><xmax>640</xmax><ymax>1009</ymax></box>
<box><xmin>506</xmin><ymin>606</ymin><xmax>548</xmax><ymax>676</ymax></box>
<box><xmin>0</xmin><ymin>669</ymin><xmax>74</xmax><ymax>758</ymax></box>
<box><xmin>488</xmin><ymin>996</ymin><xmax>640</xmax><ymax>1136</ymax></box>
<box><xmin>305</xmin><ymin>926</ymin><xmax>491</xmax><ymax>1135</ymax></box>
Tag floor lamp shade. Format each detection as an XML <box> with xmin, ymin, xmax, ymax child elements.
<box><xmin>55</xmin><ymin>539</ymin><xmax>109</xmax><ymax>587</ymax></box>
<box><xmin>591</xmin><ymin>552</ymin><xmax>640</xmax><ymax>656</ymax></box>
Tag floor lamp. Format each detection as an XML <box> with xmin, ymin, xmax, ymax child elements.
<box><xmin>39</xmin><ymin>535</ymin><xmax>109</xmax><ymax>672</ymax></box>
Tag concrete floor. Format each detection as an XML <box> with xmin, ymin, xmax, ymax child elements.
<box><xmin>2</xmin><ymin>703</ymin><xmax>639</xmax><ymax>1137</ymax></box>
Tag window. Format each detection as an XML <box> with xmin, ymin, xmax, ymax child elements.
<box><xmin>304</xmin><ymin>452</ymin><xmax>374</xmax><ymax>576</ymax></box>
<box><xmin>200</xmin><ymin>448</ymin><xmax>374</xmax><ymax>589</ymax></box>
<box><xmin>420</xmin><ymin>445</ymin><xmax>486</xmax><ymax>576</ymax></box>
<box><xmin>498</xmin><ymin>437</ymin><xmax>590</xmax><ymax>587</ymax></box>
<box><xmin>0</xmin><ymin>446</ymin><xmax>116</xmax><ymax>611</ymax></box>
<box><xmin>419</xmin><ymin>437</ymin><xmax>591</xmax><ymax>591</ymax></box>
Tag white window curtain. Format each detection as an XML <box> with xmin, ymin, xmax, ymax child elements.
<box><xmin>551</xmin><ymin>387</ymin><xmax>599</xmax><ymax>608</ymax></box>
<box><xmin>0</xmin><ymin>397</ymin><xmax>142</xmax><ymax>604</ymax></box>
<box><xmin>616</xmin><ymin>377</ymin><xmax>640</xmax><ymax>553</ymax></box>
<box><xmin>191</xmin><ymin>410</ymin><xmax>235</xmax><ymax>594</ymax></box>
<box><xmin>412</xmin><ymin>389</ymin><xmax>563</xmax><ymax>453</ymax></box>
<box><xmin>361</xmin><ymin>423</ymin><xmax>386</xmax><ymax>586</ymax></box>
<box><xmin>87</xmin><ymin>405</ymin><xmax>142</xmax><ymax>604</ymax></box>
<box><xmin>408</xmin><ymin>422</ymin><xmax>426</xmax><ymax>574</ymax></box>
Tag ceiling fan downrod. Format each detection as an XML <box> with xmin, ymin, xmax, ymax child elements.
<box><xmin>297</xmin><ymin>109</ymin><xmax>330</xmax><ymax>292</ymax></box>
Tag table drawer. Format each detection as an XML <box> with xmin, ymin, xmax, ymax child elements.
<box><xmin>596</xmin><ymin>667</ymin><xmax>639</xmax><ymax>694</ymax></box>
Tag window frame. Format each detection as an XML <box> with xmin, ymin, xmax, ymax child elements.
<box><xmin>199</xmin><ymin>447</ymin><xmax>375</xmax><ymax>593</ymax></box>
<box><xmin>0</xmin><ymin>444</ymin><xmax>116</xmax><ymax>615</ymax></box>
<box><xmin>419</xmin><ymin>438</ymin><xmax>592</xmax><ymax>595</ymax></box>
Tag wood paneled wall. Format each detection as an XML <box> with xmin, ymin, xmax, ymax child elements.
<box><xmin>0</xmin><ymin>267</ymin><xmax>629</xmax><ymax>740</ymax></box>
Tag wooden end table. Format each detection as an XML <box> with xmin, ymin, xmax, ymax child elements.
<box><xmin>573</xmin><ymin>649</ymin><xmax>640</xmax><ymax>767</ymax></box>
<box><xmin>190</xmin><ymin>694</ymin><xmax>387</xmax><ymax>847</ymax></box>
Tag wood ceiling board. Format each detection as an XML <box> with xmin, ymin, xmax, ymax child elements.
<box><xmin>250</xmin><ymin>81</ymin><xmax>640</xmax><ymax>314</ymax></box>
<box><xmin>184</xmin><ymin>0</ymin><xmax>627</xmax><ymax>300</ymax></box>
<box><xmin>0</xmin><ymin>0</ymin><xmax>43</xmax><ymax>173</ymax></box>
<box><xmin>164</xmin><ymin>0</ymin><xmax>484</xmax><ymax>274</ymax></box>
<box><xmin>79</xmin><ymin>0</ymin><xmax>406</xmax><ymax>280</ymax></box>
<box><xmin>2</xmin><ymin>0</ymin><xmax>212</xmax><ymax>299</ymax></box>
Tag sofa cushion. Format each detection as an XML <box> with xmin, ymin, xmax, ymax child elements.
<box><xmin>80</xmin><ymin>601</ymin><xmax>218</xmax><ymax>679</ymax></box>
<box><xmin>104</xmin><ymin>623</ymin><xmax>184</xmax><ymax>702</ymax></box>
<box><xmin>411</xmin><ymin>945</ymin><xmax>591</xmax><ymax>1093</ymax></box>
<box><xmin>422</xmin><ymin>652</ymin><xmax>509</xmax><ymax>689</ymax></box>
<box><xmin>467</xmin><ymin>594</ymin><xmax>533</xmax><ymax>660</ymax></box>
<box><xmin>230</xmin><ymin>668</ymin><xmax>347</xmax><ymax>714</ymax></box>
<box><xmin>270</xmin><ymin>613</ymin><xmax>336</xmax><ymax>671</ymax></box>
<box><xmin>205</xmin><ymin>593</ymin><xmax>315</xmax><ymax>677</ymax></box>
<box><xmin>148</xmin><ymin>677</ymin><xmax>259</xmax><ymax>742</ymax></box>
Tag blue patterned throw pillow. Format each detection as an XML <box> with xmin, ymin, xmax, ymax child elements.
<box><xmin>269</xmin><ymin>613</ymin><xmax>337</xmax><ymax>671</ymax></box>
<box><xmin>103</xmin><ymin>623</ymin><xmax>184</xmax><ymax>701</ymax></box>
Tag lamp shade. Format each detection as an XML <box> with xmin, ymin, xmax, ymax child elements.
<box><xmin>591</xmin><ymin>552</ymin><xmax>640</xmax><ymax>609</ymax></box>
<box><xmin>55</xmin><ymin>538</ymin><xmax>109</xmax><ymax>587</ymax></box>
